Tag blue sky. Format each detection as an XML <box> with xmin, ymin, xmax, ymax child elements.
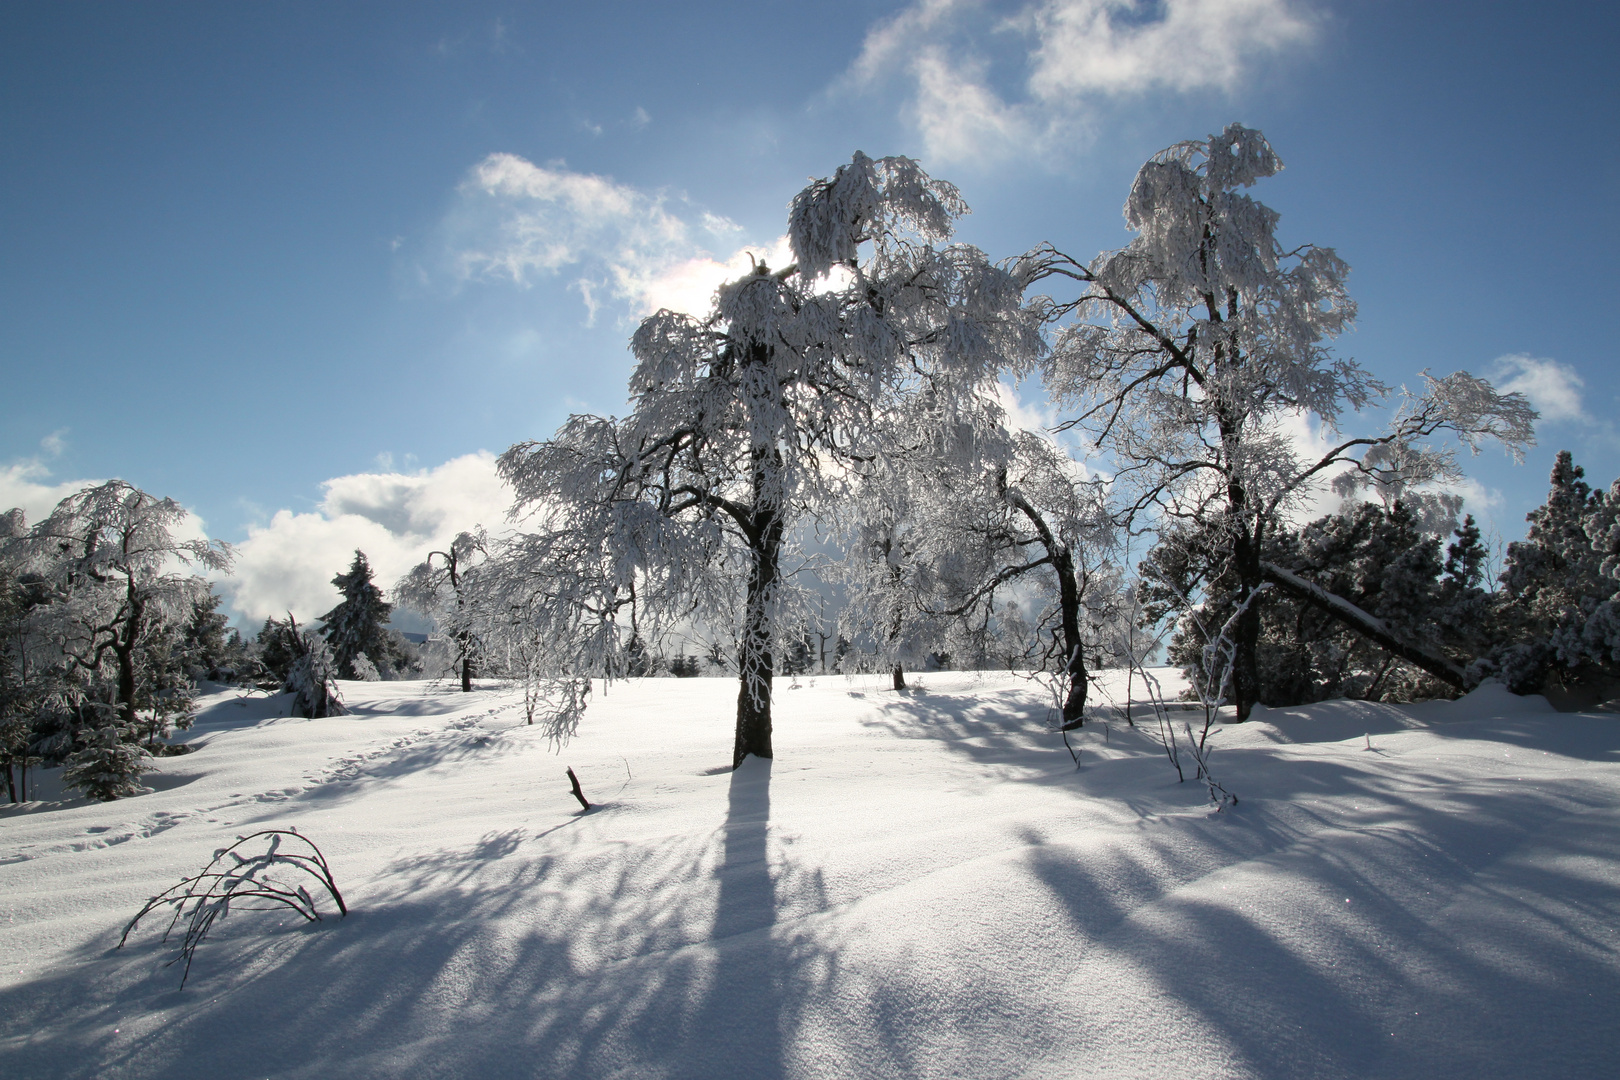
<box><xmin>2</xmin><ymin>1</ymin><xmax>1616</xmax><ymax>622</ymax></box>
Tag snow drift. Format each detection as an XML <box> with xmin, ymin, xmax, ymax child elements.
<box><xmin>2</xmin><ymin>673</ymin><xmax>1618</xmax><ymax>1079</ymax></box>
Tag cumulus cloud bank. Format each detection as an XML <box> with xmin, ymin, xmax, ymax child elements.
<box><xmin>444</xmin><ymin>153</ymin><xmax>793</xmax><ymax>322</ymax></box>
<box><xmin>844</xmin><ymin>0</ymin><xmax>1317</xmax><ymax>164</ymax></box>
<box><xmin>224</xmin><ymin>452</ymin><xmax>511</xmax><ymax>623</ymax></box>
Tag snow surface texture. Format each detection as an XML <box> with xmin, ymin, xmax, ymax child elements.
<box><xmin>2</xmin><ymin>673</ymin><xmax>1618</xmax><ymax>1079</ymax></box>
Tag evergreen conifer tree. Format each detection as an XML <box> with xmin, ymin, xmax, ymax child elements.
<box><xmin>1492</xmin><ymin>452</ymin><xmax>1620</xmax><ymax>695</ymax></box>
<box><xmin>318</xmin><ymin>551</ymin><xmax>396</xmax><ymax>679</ymax></box>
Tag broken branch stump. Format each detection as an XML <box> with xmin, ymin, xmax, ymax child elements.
<box><xmin>566</xmin><ymin>766</ymin><xmax>590</xmax><ymax>810</ymax></box>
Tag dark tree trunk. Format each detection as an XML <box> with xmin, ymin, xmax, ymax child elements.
<box><xmin>1220</xmin><ymin>442</ymin><xmax>1264</xmax><ymax>720</ymax></box>
<box><xmin>116</xmin><ymin>577</ymin><xmax>144</xmax><ymax>728</ymax></box>
<box><xmin>732</xmin><ymin>425</ymin><xmax>783</xmax><ymax>768</ymax></box>
<box><xmin>115</xmin><ymin>638</ymin><xmax>138</xmax><ymax>728</ymax></box>
<box><xmin>460</xmin><ymin>649</ymin><xmax>473</xmax><ymax>693</ymax></box>
<box><xmin>891</xmin><ymin>664</ymin><xmax>907</xmax><ymax>691</ymax></box>
<box><xmin>734</xmin><ymin>515</ymin><xmax>779</xmax><ymax>767</ymax></box>
<box><xmin>1229</xmin><ymin>534</ymin><xmax>1264</xmax><ymax>722</ymax></box>
<box><xmin>1004</xmin><ymin>489</ymin><xmax>1090</xmax><ymax>727</ymax></box>
<box><xmin>732</xmin><ymin>340</ymin><xmax>784</xmax><ymax>769</ymax></box>
<box><xmin>1053</xmin><ymin>551</ymin><xmax>1088</xmax><ymax>727</ymax></box>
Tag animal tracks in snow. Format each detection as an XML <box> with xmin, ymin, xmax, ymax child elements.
<box><xmin>1</xmin><ymin>809</ymin><xmax>195</xmax><ymax>864</ymax></box>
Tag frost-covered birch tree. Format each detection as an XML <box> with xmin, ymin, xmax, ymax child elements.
<box><xmin>935</xmin><ymin>431</ymin><xmax>1118</xmax><ymax>725</ymax></box>
<box><xmin>500</xmin><ymin>152</ymin><xmax>1039</xmax><ymax>766</ymax></box>
<box><xmin>1030</xmin><ymin>124</ymin><xmax>1536</xmax><ymax>718</ymax></box>
<box><xmin>834</xmin><ymin>413</ymin><xmax>1120</xmax><ymax>727</ymax></box>
<box><xmin>396</xmin><ymin>531</ymin><xmax>489</xmax><ymax>692</ymax></box>
<box><xmin>8</xmin><ymin>481</ymin><xmax>233</xmax><ymax>729</ymax></box>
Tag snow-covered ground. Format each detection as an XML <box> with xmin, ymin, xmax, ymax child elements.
<box><xmin>2</xmin><ymin>671</ymin><xmax>1618</xmax><ymax>1079</ymax></box>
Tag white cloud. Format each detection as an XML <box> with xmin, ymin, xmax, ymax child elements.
<box><xmin>910</xmin><ymin>47</ymin><xmax>1035</xmax><ymax>162</ymax></box>
<box><xmin>0</xmin><ymin>461</ymin><xmax>103</xmax><ymax>527</ymax></box>
<box><xmin>1025</xmin><ymin>0</ymin><xmax>1314</xmax><ymax>99</ymax></box>
<box><xmin>632</xmin><ymin>236</ymin><xmax>796</xmax><ymax>320</ymax></box>
<box><xmin>995</xmin><ymin>379</ymin><xmax>1061</xmax><ymax>439</ymax></box>
<box><xmin>224</xmin><ymin>452</ymin><xmax>511</xmax><ymax>623</ymax></box>
<box><xmin>443</xmin><ymin>154</ymin><xmax>791</xmax><ymax>320</ymax></box>
<box><xmin>0</xmin><ymin>454</ymin><xmax>217</xmax><ymax>569</ymax></box>
<box><xmin>1489</xmin><ymin>353</ymin><xmax>1588</xmax><ymax>425</ymax></box>
<box><xmin>39</xmin><ymin>429</ymin><xmax>68</xmax><ymax>458</ymax></box>
<box><xmin>843</xmin><ymin>0</ymin><xmax>1317</xmax><ymax>165</ymax></box>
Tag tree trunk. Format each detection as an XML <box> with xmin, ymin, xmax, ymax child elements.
<box><xmin>734</xmin><ymin>516</ymin><xmax>779</xmax><ymax>767</ymax></box>
<box><xmin>115</xmin><ymin>638</ymin><xmax>138</xmax><ymax>728</ymax></box>
<box><xmin>116</xmin><ymin>580</ymin><xmax>143</xmax><ymax>728</ymax></box>
<box><xmin>1226</xmin><ymin>517</ymin><xmax>1264</xmax><ymax>721</ymax></box>
<box><xmin>1003</xmin><ymin>489</ymin><xmax>1090</xmax><ymax>727</ymax></box>
<box><xmin>460</xmin><ymin>649</ymin><xmax>472</xmax><ymax>693</ymax></box>
<box><xmin>891</xmin><ymin>664</ymin><xmax>907</xmax><ymax>691</ymax></box>
<box><xmin>1054</xmin><ymin>551</ymin><xmax>1088</xmax><ymax>727</ymax></box>
<box><xmin>733</xmin><ymin>340</ymin><xmax>783</xmax><ymax>769</ymax></box>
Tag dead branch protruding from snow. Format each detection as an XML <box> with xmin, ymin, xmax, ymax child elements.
<box><xmin>566</xmin><ymin>766</ymin><xmax>591</xmax><ymax>810</ymax></box>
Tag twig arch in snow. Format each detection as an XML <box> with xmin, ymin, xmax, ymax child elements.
<box><xmin>118</xmin><ymin>829</ymin><xmax>347</xmax><ymax>987</ymax></box>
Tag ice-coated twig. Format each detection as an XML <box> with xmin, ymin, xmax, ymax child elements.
<box><xmin>118</xmin><ymin>829</ymin><xmax>346</xmax><ymax>988</ymax></box>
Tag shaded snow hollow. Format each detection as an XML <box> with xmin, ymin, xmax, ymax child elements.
<box><xmin>3</xmin><ymin>672</ymin><xmax>1619</xmax><ymax>1079</ymax></box>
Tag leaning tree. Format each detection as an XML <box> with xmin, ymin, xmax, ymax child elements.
<box><xmin>1030</xmin><ymin>124</ymin><xmax>1536</xmax><ymax>718</ymax></box>
<box><xmin>923</xmin><ymin>429</ymin><xmax>1120</xmax><ymax>727</ymax></box>
<box><xmin>499</xmin><ymin>152</ymin><xmax>1041</xmax><ymax>767</ymax></box>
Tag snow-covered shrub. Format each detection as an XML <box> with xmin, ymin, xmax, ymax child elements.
<box><xmin>351</xmin><ymin>651</ymin><xmax>381</xmax><ymax>682</ymax></box>
<box><xmin>395</xmin><ymin>531</ymin><xmax>490</xmax><ymax>692</ymax></box>
<box><xmin>282</xmin><ymin>625</ymin><xmax>345</xmax><ymax>719</ymax></box>
<box><xmin>62</xmin><ymin>722</ymin><xmax>151</xmax><ymax>801</ymax></box>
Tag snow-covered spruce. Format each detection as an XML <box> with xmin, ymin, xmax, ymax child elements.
<box><xmin>318</xmin><ymin>551</ymin><xmax>398</xmax><ymax>680</ymax></box>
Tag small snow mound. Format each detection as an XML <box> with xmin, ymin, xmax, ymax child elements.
<box><xmin>1450</xmin><ymin>678</ymin><xmax>1556</xmax><ymax>718</ymax></box>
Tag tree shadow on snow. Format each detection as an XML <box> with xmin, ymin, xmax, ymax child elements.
<box><xmin>0</xmin><ymin>757</ymin><xmax>833</xmax><ymax>1080</ymax></box>
<box><xmin>853</xmin><ymin>683</ymin><xmax>1620</xmax><ymax>1079</ymax></box>
<box><xmin>1011</xmin><ymin>768</ymin><xmax>1620</xmax><ymax>1079</ymax></box>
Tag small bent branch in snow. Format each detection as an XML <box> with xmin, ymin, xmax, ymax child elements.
<box><xmin>1259</xmin><ymin>561</ymin><xmax>1467</xmax><ymax>690</ymax></box>
<box><xmin>566</xmin><ymin>766</ymin><xmax>591</xmax><ymax>810</ymax></box>
<box><xmin>119</xmin><ymin>829</ymin><xmax>347</xmax><ymax>988</ymax></box>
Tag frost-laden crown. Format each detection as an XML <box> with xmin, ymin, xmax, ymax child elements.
<box><xmin>788</xmin><ymin>151</ymin><xmax>966</xmax><ymax>281</ymax></box>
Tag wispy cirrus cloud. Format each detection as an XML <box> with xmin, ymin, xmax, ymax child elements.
<box><xmin>441</xmin><ymin>153</ymin><xmax>788</xmax><ymax>322</ymax></box>
<box><xmin>842</xmin><ymin>0</ymin><xmax>1319</xmax><ymax>165</ymax></box>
